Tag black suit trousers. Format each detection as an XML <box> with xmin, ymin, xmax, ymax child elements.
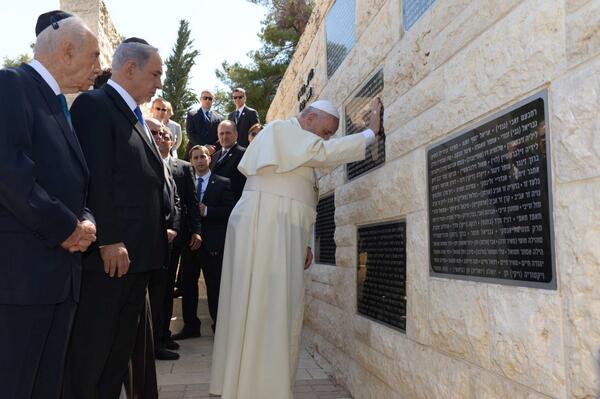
<box><xmin>162</xmin><ymin>243</ymin><xmax>184</xmax><ymax>339</ymax></box>
<box><xmin>148</xmin><ymin>243</ymin><xmax>173</xmax><ymax>350</ymax></box>
<box><xmin>0</xmin><ymin>297</ymin><xmax>76</xmax><ymax>399</ymax></box>
<box><xmin>63</xmin><ymin>251</ymin><xmax>150</xmax><ymax>399</ymax></box>
<box><xmin>180</xmin><ymin>247</ymin><xmax>224</xmax><ymax>329</ymax></box>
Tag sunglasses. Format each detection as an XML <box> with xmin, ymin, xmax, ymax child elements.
<box><xmin>150</xmin><ymin>129</ymin><xmax>162</xmax><ymax>136</ymax></box>
<box><xmin>202</xmin><ymin>96</ymin><xmax>213</xmax><ymax>101</ymax></box>
<box><xmin>233</xmin><ymin>96</ymin><xmax>244</xmax><ymax>100</ymax></box>
<box><xmin>154</xmin><ymin>107</ymin><xmax>167</xmax><ymax>112</ymax></box>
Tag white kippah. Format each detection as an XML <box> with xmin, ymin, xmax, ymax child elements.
<box><xmin>310</xmin><ymin>100</ymin><xmax>340</xmax><ymax>119</ymax></box>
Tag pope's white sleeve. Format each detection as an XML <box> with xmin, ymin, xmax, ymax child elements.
<box><xmin>303</xmin><ymin>133</ymin><xmax>368</xmax><ymax>168</ymax></box>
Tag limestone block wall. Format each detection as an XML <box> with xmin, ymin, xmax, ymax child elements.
<box><xmin>267</xmin><ymin>0</ymin><xmax>600</xmax><ymax>397</ymax></box>
<box><xmin>60</xmin><ymin>0</ymin><xmax>120</xmax><ymax>68</ymax></box>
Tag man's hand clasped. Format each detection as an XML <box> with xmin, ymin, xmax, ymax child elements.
<box><xmin>189</xmin><ymin>233</ymin><xmax>202</xmax><ymax>251</ymax></box>
<box><xmin>61</xmin><ymin>219</ymin><xmax>97</xmax><ymax>253</ymax></box>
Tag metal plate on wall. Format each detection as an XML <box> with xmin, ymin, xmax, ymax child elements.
<box><xmin>315</xmin><ymin>194</ymin><xmax>336</xmax><ymax>265</ymax></box>
<box><xmin>346</xmin><ymin>69</ymin><xmax>385</xmax><ymax>180</ymax></box>
<box><xmin>428</xmin><ymin>91</ymin><xmax>555</xmax><ymax>289</ymax></box>
<box><xmin>357</xmin><ymin>221</ymin><xmax>406</xmax><ymax>331</ymax></box>
<box><xmin>326</xmin><ymin>0</ymin><xmax>356</xmax><ymax>78</ymax></box>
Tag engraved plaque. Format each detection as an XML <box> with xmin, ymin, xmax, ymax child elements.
<box><xmin>315</xmin><ymin>194</ymin><xmax>336</xmax><ymax>265</ymax></box>
<box><xmin>326</xmin><ymin>0</ymin><xmax>356</xmax><ymax>78</ymax></box>
<box><xmin>403</xmin><ymin>0</ymin><xmax>436</xmax><ymax>31</ymax></box>
<box><xmin>428</xmin><ymin>92</ymin><xmax>555</xmax><ymax>288</ymax></box>
<box><xmin>357</xmin><ymin>221</ymin><xmax>406</xmax><ymax>331</ymax></box>
<box><xmin>346</xmin><ymin>69</ymin><xmax>385</xmax><ymax>180</ymax></box>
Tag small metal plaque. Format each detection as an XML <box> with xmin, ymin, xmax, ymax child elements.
<box><xmin>326</xmin><ymin>0</ymin><xmax>356</xmax><ymax>78</ymax></box>
<box><xmin>315</xmin><ymin>194</ymin><xmax>336</xmax><ymax>265</ymax></box>
<box><xmin>428</xmin><ymin>91</ymin><xmax>555</xmax><ymax>289</ymax></box>
<box><xmin>357</xmin><ymin>221</ymin><xmax>406</xmax><ymax>331</ymax></box>
<box><xmin>346</xmin><ymin>69</ymin><xmax>385</xmax><ymax>180</ymax></box>
<box><xmin>403</xmin><ymin>0</ymin><xmax>436</xmax><ymax>31</ymax></box>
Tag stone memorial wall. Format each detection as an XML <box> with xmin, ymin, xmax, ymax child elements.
<box><xmin>268</xmin><ymin>0</ymin><xmax>600</xmax><ymax>397</ymax></box>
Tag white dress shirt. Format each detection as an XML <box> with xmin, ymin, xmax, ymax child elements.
<box><xmin>29</xmin><ymin>59</ymin><xmax>61</xmax><ymax>95</ymax></box>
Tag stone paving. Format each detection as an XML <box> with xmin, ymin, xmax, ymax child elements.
<box><xmin>157</xmin><ymin>296</ymin><xmax>351</xmax><ymax>399</ymax></box>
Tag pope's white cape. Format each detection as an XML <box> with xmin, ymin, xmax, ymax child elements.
<box><xmin>209</xmin><ymin>117</ymin><xmax>368</xmax><ymax>399</ymax></box>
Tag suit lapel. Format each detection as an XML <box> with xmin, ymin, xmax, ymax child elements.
<box><xmin>102</xmin><ymin>85</ymin><xmax>164</xmax><ymax>168</ymax></box>
<box><xmin>23</xmin><ymin>64</ymin><xmax>88</xmax><ymax>173</ymax></box>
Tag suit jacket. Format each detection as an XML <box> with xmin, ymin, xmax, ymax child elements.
<box><xmin>199</xmin><ymin>174</ymin><xmax>234</xmax><ymax>252</ymax></box>
<box><xmin>228</xmin><ymin>105</ymin><xmax>259</xmax><ymax>147</ymax></box>
<box><xmin>186</xmin><ymin>108</ymin><xmax>224</xmax><ymax>149</ymax></box>
<box><xmin>165</xmin><ymin>163</ymin><xmax>181</xmax><ymax>234</ymax></box>
<box><xmin>71</xmin><ymin>84</ymin><xmax>168</xmax><ymax>273</ymax></box>
<box><xmin>168</xmin><ymin>157</ymin><xmax>202</xmax><ymax>247</ymax></box>
<box><xmin>0</xmin><ymin>64</ymin><xmax>93</xmax><ymax>304</ymax></box>
<box><xmin>210</xmin><ymin>144</ymin><xmax>247</xmax><ymax>202</ymax></box>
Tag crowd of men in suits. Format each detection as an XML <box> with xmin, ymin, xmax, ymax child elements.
<box><xmin>0</xmin><ymin>10</ymin><xmax>263</xmax><ymax>399</ymax></box>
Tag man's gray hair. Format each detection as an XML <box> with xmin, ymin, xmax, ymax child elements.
<box><xmin>33</xmin><ymin>16</ymin><xmax>91</xmax><ymax>58</ymax></box>
<box><xmin>112</xmin><ymin>42</ymin><xmax>159</xmax><ymax>71</ymax></box>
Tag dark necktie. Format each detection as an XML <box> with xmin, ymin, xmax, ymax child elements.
<box><xmin>205</xmin><ymin>110</ymin><xmax>211</xmax><ymax>123</ymax></box>
<box><xmin>217</xmin><ymin>149</ymin><xmax>228</xmax><ymax>164</ymax></box>
<box><xmin>57</xmin><ymin>94</ymin><xmax>73</xmax><ymax>130</ymax></box>
<box><xmin>196</xmin><ymin>177</ymin><xmax>203</xmax><ymax>201</ymax></box>
<box><xmin>235</xmin><ymin>110</ymin><xmax>240</xmax><ymax>124</ymax></box>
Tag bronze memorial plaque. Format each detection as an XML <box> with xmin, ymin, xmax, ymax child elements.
<box><xmin>357</xmin><ymin>221</ymin><xmax>406</xmax><ymax>331</ymax></box>
<box><xmin>428</xmin><ymin>92</ymin><xmax>555</xmax><ymax>288</ymax></box>
<box><xmin>315</xmin><ymin>194</ymin><xmax>336</xmax><ymax>265</ymax></box>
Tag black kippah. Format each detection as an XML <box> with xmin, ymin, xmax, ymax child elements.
<box><xmin>35</xmin><ymin>10</ymin><xmax>74</xmax><ymax>37</ymax></box>
<box><xmin>122</xmin><ymin>37</ymin><xmax>150</xmax><ymax>45</ymax></box>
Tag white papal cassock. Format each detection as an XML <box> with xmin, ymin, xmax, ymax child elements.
<box><xmin>209</xmin><ymin>117</ymin><xmax>371</xmax><ymax>399</ymax></box>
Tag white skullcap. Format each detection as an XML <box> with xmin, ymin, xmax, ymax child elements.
<box><xmin>310</xmin><ymin>100</ymin><xmax>340</xmax><ymax>119</ymax></box>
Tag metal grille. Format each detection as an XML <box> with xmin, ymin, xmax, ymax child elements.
<box><xmin>315</xmin><ymin>194</ymin><xmax>336</xmax><ymax>265</ymax></box>
<box><xmin>403</xmin><ymin>0</ymin><xmax>436</xmax><ymax>31</ymax></box>
<box><xmin>326</xmin><ymin>0</ymin><xmax>356</xmax><ymax>78</ymax></box>
<box><xmin>357</xmin><ymin>221</ymin><xmax>406</xmax><ymax>331</ymax></box>
<box><xmin>346</xmin><ymin>70</ymin><xmax>385</xmax><ymax>180</ymax></box>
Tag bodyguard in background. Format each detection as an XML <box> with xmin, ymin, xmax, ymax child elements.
<box><xmin>211</xmin><ymin>120</ymin><xmax>246</xmax><ymax>202</ymax></box>
<box><xmin>228</xmin><ymin>87</ymin><xmax>259</xmax><ymax>147</ymax></box>
<box><xmin>185</xmin><ymin>90</ymin><xmax>223</xmax><ymax>156</ymax></box>
<box><xmin>63</xmin><ymin>38</ymin><xmax>168</xmax><ymax>399</ymax></box>
<box><xmin>0</xmin><ymin>11</ymin><xmax>100</xmax><ymax>399</ymax></box>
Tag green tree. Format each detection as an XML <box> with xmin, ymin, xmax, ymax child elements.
<box><xmin>216</xmin><ymin>0</ymin><xmax>313</xmax><ymax>120</ymax></box>
<box><xmin>2</xmin><ymin>53</ymin><xmax>32</xmax><ymax>68</ymax></box>
<box><xmin>162</xmin><ymin>20</ymin><xmax>199</xmax><ymax>129</ymax></box>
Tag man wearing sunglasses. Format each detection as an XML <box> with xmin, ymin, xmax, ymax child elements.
<box><xmin>185</xmin><ymin>90</ymin><xmax>224</xmax><ymax>158</ymax></box>
<box><xmin>227</xmin><ymin>88</ymin><xmax>259</xmax><ymax>147</ymax></box>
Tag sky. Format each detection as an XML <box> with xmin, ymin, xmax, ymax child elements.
<box><xmin>0</xmin><ymin>0</ymin><xmax>268</xmax><ymax>104</ymax></box>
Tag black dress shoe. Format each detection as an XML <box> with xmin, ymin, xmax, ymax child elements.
<box><xmin>155</xmin><ymin>348</ymin><xmax>180</xmax><ymax>361</ymax></box>
<box><xmin>164</xmin><ymin>338</ymin><xmax>180</xmax><ymax>350</ymax></box>
<box><xmin>171</xmin><ymin>329</ymin><xmax>201</xmax><ymax>340</ymax></box>
<box><xmin>172</xmin><ymin>288</ymin><xmax>182</xmax><ymax>298</ymax></box>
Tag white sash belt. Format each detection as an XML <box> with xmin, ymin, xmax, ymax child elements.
<box><xmin>244</xmin><ymin>173</ymin><xmax>316</xmax><ymax>208</ymax></box>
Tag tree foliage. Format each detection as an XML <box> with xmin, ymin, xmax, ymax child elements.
<box><xmin>216</xmin><ymin>0</ymin><xmax>312</xmax><ymax>120</ymax></box>
<box><xmin>2</xmin><ymin>53</ymin><xmax>32</xmax><ymax>68</ymax></box>
<box><xmin>162</xmin><ymin>20</ymin><xmax>199</xmax><ymax>129</ymax></box>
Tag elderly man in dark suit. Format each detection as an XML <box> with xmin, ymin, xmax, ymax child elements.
<box><xmin>185</xmin><ymin>90</ymin><xmax>224</xmax><ymax>156</ymax></box>
<box><xmin>211</xmin><ymin>120</ymin><xmax>247</xmax><ymax>202</ymax></box>
<box><xmin>228</xmin><ymin>87</ymin><xmax>260</xmax><ymax>147</ymax></box>
<box><xmin>173</xmin><ymin>145</ymin><xmax>235</xmax><ymax>339</ymax></box>
<box><xmin>0</xmin><ymin>11</ymin><xmax>100</xmax><ymax>399</ymax></box>
<box><xmin>62</xmin><ymin>38</ymin><xmax>169</xmax><ymax>399</ymax></box>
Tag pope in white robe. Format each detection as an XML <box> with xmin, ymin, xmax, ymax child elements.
<box><xmin>210</xmin><ymin>99</ymin><xmax>383</xmax><ymax>399</ymax></box>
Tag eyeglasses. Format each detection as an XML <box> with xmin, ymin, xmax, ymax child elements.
<box><xmin>154</xmin><ymin>107</ymin><xmax>167</xmax><ymax>112</ymax></box>
<box><xmin>233</xmin><ymin>96</ymin><xmax>244</xmax><ymax>100</ymax></box>
<box><xmin>150</xmin><ymin>129</ymin><xmax>162</xmax><ymax>136</ymax></box>
<box><xmin>202</xmin><ymin>96</ymin><xmax>213</xmax><ymax>101</ymax></box>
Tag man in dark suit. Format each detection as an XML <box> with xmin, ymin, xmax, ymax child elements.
<box><xmin>228</xmin><ymin>87</ymin><xmax>259</xmax><ymax>147</ymax></box>
<box><xmin>210</xmin><ymin>120</ymin><xmax>247</xmax><ymax>202</ymax></box>
<box><xmin>185</xmin><ymin>90</ymin><xmax>224</xmax><ymax>157</ymax></box>
<box><xmin>62</xmin><ymin>38</ymin><xmax>168</xmax><ymax>399</ymax></box>
<box><xmin>0</xmin><ymin>11</ymin><xmax>100</xmax><ymax>399</ymax></box>
<box><xmin>173</xmin><ymin>145</ymin><xmax>235</xmax><ymax>339</ymax></box>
